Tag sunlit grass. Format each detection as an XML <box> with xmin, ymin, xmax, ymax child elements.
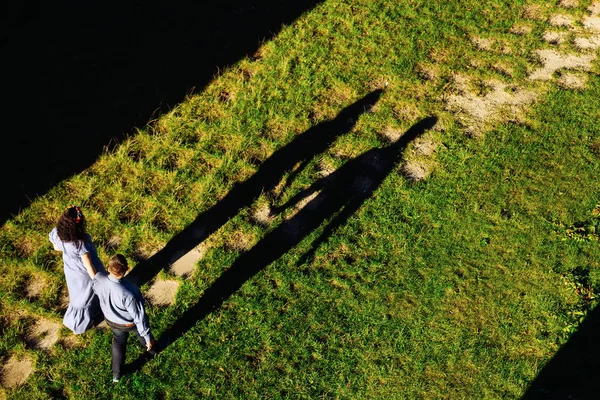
<box><xmin>1</xmin><ymin>0</ymin><xmax>600</xmax><ymax>398</ymax></box>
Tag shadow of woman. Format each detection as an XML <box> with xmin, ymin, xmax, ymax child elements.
<box><xmin>126</xmin><ymin>116</ymin><xmax>438</xmax><ymax>373</ymax></box>
<box><xmin>128</xmin><ymin>89</ymin><xmax>384</xmax><ymax>287</ymax></box>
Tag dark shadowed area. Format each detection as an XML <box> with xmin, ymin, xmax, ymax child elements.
<box><xmin>1</xmin><ymin>0</ymin><xmax>322</xmax><ymax>225</ymax></box>
<box><xmin>522</xmin><ymin>303</ymin><xmax>600</xmax><ymax>400</ymax></box>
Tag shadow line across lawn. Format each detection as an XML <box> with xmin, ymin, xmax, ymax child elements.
<box><xmin>127</xmin><ymin>103</ymin><xmax>437</xmax><ymax>373</ymax></box>
<box><xmin>1</xmin><ymin>0</ymin><xmax>322</xmax><ymax>225</ymax></box>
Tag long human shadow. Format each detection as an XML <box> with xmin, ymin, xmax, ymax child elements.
<box><xmin>522</xmin><ymin>303</ymin><xmax>600</xmax><ymax>399</ymax></box>
<box><xmin>0</xmin><ymin>0</ymin><xmax>322</xmax><ymax>225</ymax></box>
<box><xmin>127</xmin><ymin>116</ymin><xmax>438</xmax><ymax>373</ymax></box>
<box><xmin>128</xmin><ymin>90</ymin><xmax>383</xmax><ymax>287</ymax></box>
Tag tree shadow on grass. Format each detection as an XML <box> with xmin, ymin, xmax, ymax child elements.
<box><xmin>0</xmin><ymin>0</ymin><xmax>322</xmax><ymax>225</ymax></box>
<box><xmin>522</xmin><ymin>303</ymin><xmax>600</xmax><ymax>399</ymax></box>
<box><xmin>128</xmin><ymin>89</ymin><xmax>384</xmax><ymax>287</ymax></box>
<box><xmin>126</xmin><ymin>115</ymin><xmax>438</xmax><ymax>374</ymax></box>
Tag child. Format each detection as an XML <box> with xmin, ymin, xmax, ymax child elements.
<box><xmin>92</xmin><ymin>254</ymin><xmax>154</xmax><ymax>382</ymax></box>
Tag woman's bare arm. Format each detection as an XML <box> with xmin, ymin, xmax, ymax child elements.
<box><xmin>81</xmin><ymin>253</ymin><xmax>96</xmax><ymax>279</ymax></box>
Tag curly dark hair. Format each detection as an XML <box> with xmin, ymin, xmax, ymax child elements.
<box><xmin>56</xmin><ymin>206</ymin><xmax>88</xmax><ymax>243</ymax></box>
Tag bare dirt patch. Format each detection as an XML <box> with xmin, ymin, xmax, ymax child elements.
<box><xmin>558</xmin><ymin>73</ymin><xmax>588</xmax><ymax>89</ymax></box>
<box><xmin>402</xmin><ymin>161</ymin><xmax>431</xmax><ymax>182</ymax></box>
<box><xmin>529</xmin><ymin>49</ymin><xmax>595</xmax><ymax>80</ymax></box>
<box><xmin>446</xmin><ymin>76</ymin><xmax>536</xmax><ymax>129</ymax></box>
<box><xmin>1</xmin><ymin>355</ymin><xmax>34</xmax><ymax>388</ymax></box>
<box><xmin>414</xmin><ymin>138</ymin><xmax>438</xmax><ymax>156</ymax></box>
<box><xmin>146</xmin><ymin>280</ymin><xmax>180</xmax><ymax>306</ymax></box>
<box><xmin>26</xmin><ymin>318</ymin><xmax>60</xmax><ymax>350</ymax></box>
<box><xmin>523</xmin><ymin>4</ymin><xmax>545</xmax><ymax>20</ymax></box>
<box><xmin>25</xmin><ymin>275</ymin><xmax>46</xmax><ymax>299</ymax></box>
<box><xmin>543</xmin><ymin>31</ymin><xmax>568</xmax><ymax>44</ymax></box>
<box><xmin>583</xmin><ymin>15</ymin><xmax>600</xmax><ymax>31</ymax></box>
<box><xmin>471</xmin><ymin>36</ymin><xmax>494</xmax><ymax>51</ymax></box>
<box><xmin>560</xmin><ymin>0</ymin><xmax>579</xmax><ymax>8</ymax></box>
<box><xmin>252</xmin><ymin>204</ymin><xmax>275</xmax><ymax>227</ymax></box>
<box><xmin>589</xmin><ymin>2</ymin><xmax>600</xmax><ymax>16</ymax></box>
<box><xmin>574</xmin><ymin>36</ymin><xmax>600</xmax><ymax>49</ymax></box>
<box><xmin>381</xmin><ymin>126</ymin><xmax>404</xmax><ymax>143</ymax></box>
<box><xmin>169</xmin><ymin>245</ymin><xmax>207</xmax><ymax>278</ymax></box>
<box><xmin>550</xmin><ymin>14</ymin><xmax>575</xmax><ymax>27</ymax></box>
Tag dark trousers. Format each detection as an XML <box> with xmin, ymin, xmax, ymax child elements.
<box><xmin>106</xmin><ymin>320</ymin><xmax>147</xmax><ymax>377</ymax></box>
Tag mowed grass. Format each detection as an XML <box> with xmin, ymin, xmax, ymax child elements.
<box><xmin>2</xmin><ymin>0</ymin><xmax>600</xmax><ymax>398</ymax></box>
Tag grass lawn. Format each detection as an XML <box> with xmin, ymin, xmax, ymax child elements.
<box><xmin>1</xmin><ymin>0</ymin><xmax>600</xmax><ymax>398</ymax></box>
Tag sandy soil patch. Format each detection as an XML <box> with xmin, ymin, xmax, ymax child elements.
<box><xmin>414</xmin><ymin>138</ymin><xmax>438</xmax><ymax>156</ymax></box>
<box><xmin>550</xmin><ymin>14</ymin><xmax>575</xmax><ymax>27</ymax></box>
<box><xmin>402</xmin><ymin>161</ymin><xmax>431</xmax><ymax>182</ymax></box>
<box><xmin>529</xmin><ymin>49</ymin><xmax>595</xmax><ymax>80</ymax></box>
<box><xmin>252</xmin><ymin>204</ymin><xmax>275</xmax><ymax>227</ymax></box>
<box><xmin>146</xmin><ymin>280</ymin><xmax>180</xmax><ymax>306</ymax></box>
<box><xmin>446</xmin><ymin>77</ymin><xmax>536</xmax><ymax>127</ymax></box>
<box><xmin>510</xmin><ymin>24</ymin><xmax>533</xmax><ymax>35</ymax></box>
<box><xmin>471</xmin><ymin>36</ymin><xmax>493</xmax><ymax>51</ymax></box>
<box><xmin>558</xmin><ymin>73</ymin><xmax>588</xmax><ymax>89</ymax></box>
<box><xmin>294</xmin><ymin>191</ymin><xmax>322</xmax><ymax>212</ymax></box>
<box><xmin>1</xmin><ymin>355</ymin><xmax>34</xmax><ymax>388</ymax></box>
<box><xmin>26</xmin><ymin>318</ymin><xmax>60</xmax><ymax>350</ymax></box>
<box><xmin>543</xmin><ymin>31</ymin><xmax>568</xmax><ymax>44</ymax></box>
<box><xmin>560</xmin><ymin>0</ymin><xmax>579</xmax><ymax>8</ymax></box>
<box><xmin>25</xmin><ymin>275</ymin><xmax>46</xmax><ymax>299</ymax></box>
<box><xmin>589</xmin><ymin>2</ymin><xmax>600</xmax><ymax>16</ymax></box>
<box><xmin>574</xmin><ymin>36</ymin><xmax>600</xmax><ymax>49</ymax></box>
<box><xmin>583</xmin><ymin>15</ymin><xmax>600</xmax><ymax>31</ymax></box>
<box><xmin>169</xmin><ymin>246</ymin><xmax>205</xmax><ymax>278</ymax></box>
<box><xmin>381</xmin><ymin>127</ymin><xmax>404</xmax><ymax>143</ymax></box>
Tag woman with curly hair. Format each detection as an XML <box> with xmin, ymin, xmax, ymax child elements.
<box><xmin>49</xmin><ymin>206</ymin><xmax>105</xmax><ymax>334</ymax></box>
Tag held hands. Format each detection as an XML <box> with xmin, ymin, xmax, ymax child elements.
<box><xmin>146</xmin><ymin>339</ymin><xmax>154</xmax><ymax>351</ymax></box>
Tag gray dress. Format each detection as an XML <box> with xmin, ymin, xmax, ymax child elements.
<box><xmin>49</xmin><ymin>228</ymin><xmax>105</xmax><ymax>334</ymax></box>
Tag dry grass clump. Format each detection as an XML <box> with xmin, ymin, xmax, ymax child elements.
<box><xmin>471</xmin><ymin>36</ymin><xmax>494</xmax><ymax>51</ymax></box>
<box><xmin>523</xmin><ymin>4</ymin><xmax>545</xmax><ymax>20</ymax></box>
<box><xmin>417</xmin><ymin>63</ymin><xmax>440</xmax><ymax>82</ymax></box>
<box><xmin>510</xmin><ymin>24</ymin><xmax>533</xmax><ymax>35</ymax></box>
<box><xmin>225</xmin><ymin>229</ymin><xmax>257</xmax><ymax>252</ymax></box>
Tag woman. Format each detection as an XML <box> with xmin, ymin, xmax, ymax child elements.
<box><xmin>49</xmin><ymin>206</ymin><xmax>105</xmax><ymax>334</ymax></box>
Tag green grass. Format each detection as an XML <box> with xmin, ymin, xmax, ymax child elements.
<box><xmin>2</xmin><ymin>0</ymin><xmax>600</xmax><ymax>398</ymax></box>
